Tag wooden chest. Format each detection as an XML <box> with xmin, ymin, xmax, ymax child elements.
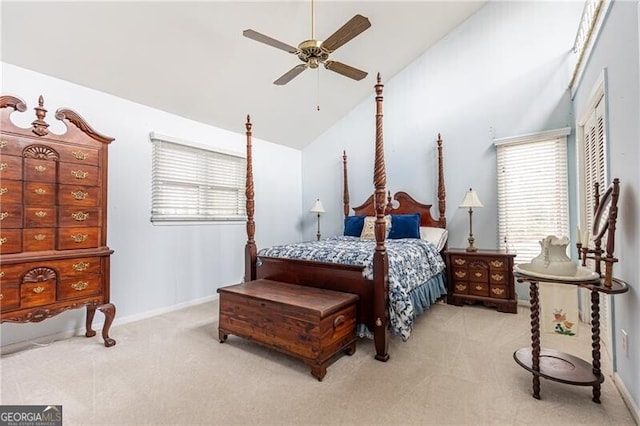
<box><xmin>0</xmin><ymin>95</ymin><xmax>116</xmax><ymax>347</ymax></box>
<box><xmin>445</xmin><ymin>249</ymin><xmax>517</xmax><ymax>313</ymax></box>
<box><xmin>217</xmin><ymin>279</ymin><xmax>358</xmax><ymax>381</ymax></box>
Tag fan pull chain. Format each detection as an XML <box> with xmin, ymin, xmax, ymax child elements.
<box><xmin>317</xmin><ymin>67</ymin><xmax>321</xmax><ymax>111</ymax></box>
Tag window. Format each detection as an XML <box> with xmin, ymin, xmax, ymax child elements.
<box><xmin>150</xmin><ymin>132</ymin><xmax>247</xmax><ymax>222</ymax></box>
<box><xmin>569</xmin><ymin>0</ymin><xmax>609</xmax><ymax>89</ymax></box>
<box><xmin>495</xmin><ymin>128</ymin><xmax>571</xmax><ymax>263</ymax></box>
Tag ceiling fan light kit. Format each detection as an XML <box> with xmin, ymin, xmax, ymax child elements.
<box><xmin>243</xmin><ymin>1</ymin><xmax>371</xmax><ymax>85</ymax></box>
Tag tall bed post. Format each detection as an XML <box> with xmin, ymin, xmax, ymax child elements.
<box><xmin>244</xmin><ymin>115</ymin><xmax>257</xmax><ymax>282</ymax></box>
<box><xmin>437</xmin><ymin>133</ymin><xmax>446</xmax><ymax>227</ymax></box>
<box><xmin>373</xmin><ymin>73</ymin><xmax>390</xmax><ymax>362</ymax></box>
<box><xmin>343</xmin><ymin>151</ymin><xmax>350</xmax><ymax>217</ymax></box>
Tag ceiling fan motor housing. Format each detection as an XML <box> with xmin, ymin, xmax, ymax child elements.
<box><xmin>297</xmin><ymin>40</ymin><xmax>329</xmax><ymax>68</ymax></box>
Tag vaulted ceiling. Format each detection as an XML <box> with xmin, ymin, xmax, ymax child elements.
<box><xmin>2</xmin><ymin>1</ymin><xmax>486</xmax><ymax>149</ymax></box>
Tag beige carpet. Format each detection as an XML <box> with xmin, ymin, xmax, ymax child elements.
<box><xmin>0</xmin><ymin>300</ymin><xmax>635</xmax><ymax>425</ymax></box>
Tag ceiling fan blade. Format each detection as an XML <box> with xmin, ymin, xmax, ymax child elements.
<box><xmin>243</xmin><ymin>29</ymin><xmax>297</xmax><ymax>53</ymax></box>
<box><xmin>324</xmin><ymin>61</ymin><xmax>367</xmax><ymax>81</ymax></box>
<box><xmin>274</xmin><ymin>64</ymin><xmax>308</xmax><ymax>85</ymax></box>
<box><xmin>321</xmin><ymin>14</ymin><xmax>371</xmax><ymax>53</ymax></box>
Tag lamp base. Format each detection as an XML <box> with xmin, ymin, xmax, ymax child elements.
<box><xmin>465</xmin><ymin>246</ymin><xmax>478</xmax><ymax>252</ymax></box>
<box><xmin>466</xmin><ymin>235</ymin><xmax>477</xmax><ymax>252</ymax></box>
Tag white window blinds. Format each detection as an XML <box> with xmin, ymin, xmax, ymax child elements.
<box><xmin>495</xmin><ymin>128</ymin><xmax>571</xmax><ymax>263</ymax></box>
<box><xmin>150</xmin><ymin>133</ymin><xmax>246</xmax><ymax>222</ymax></box>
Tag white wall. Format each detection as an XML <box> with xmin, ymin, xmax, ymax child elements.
<box><xmin>571</xmin><ymin>0</ymin><xmax>640</xmax><ymax>413</ymax></box>
<box><xmin>1</xmin><ymin>63</ymin><xmax>303</xmax><ymax>347</ymax></box>
<box><xmin>302</xmin><ymin>1</ymin><xmax>582</xmax><ymax>293</ymax></box>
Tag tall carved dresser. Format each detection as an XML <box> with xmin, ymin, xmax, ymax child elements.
<box><xmin>0</xmin><ymin>95</ymin><xmax>116</xmax><ymax>347</ymax></box>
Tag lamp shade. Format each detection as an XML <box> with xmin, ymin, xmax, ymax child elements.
<box><xmin>310</xmin><ymin>199</ymin><xmax>325</xmax><ymax>213</ymax></box>
<box><xmin>459</xmin><ymin>188</ymin><xmax>483</xmax><ymax>208</ymax></box>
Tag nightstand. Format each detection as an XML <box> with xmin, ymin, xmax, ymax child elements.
<box><xmin>444</xmin><ymin>249</ymin><xmax>517</xmax><ymax>313</ymax></box>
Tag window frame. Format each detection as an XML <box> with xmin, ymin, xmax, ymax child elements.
<box><xmin>149</xmin><ymin>131</ymin><xmax>247</xmax><ymax>224</ymax></box>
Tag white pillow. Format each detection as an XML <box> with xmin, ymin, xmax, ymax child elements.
<box><xmin>419</xmin><ymin>226</ymin><xmax>448</xmax><ymax>251</ymax></box>
<box><xmin>360</xmin><ymin>215</ymin><xmax>392</xmax><ymax>240</ymax></box>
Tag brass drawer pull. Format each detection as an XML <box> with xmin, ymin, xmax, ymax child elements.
<box><xmin>71</xmin><ymin>233</ymin><xmax>88</xmax><ymax>243</ymax></box>
<box><xmin>0</xmin><ymin>237</ymin><xmax>7</xmax><ymax>246</ymax></box>
<box><xmin>35</xmin><ymin>210</ymin><xmax>47</xmax><ymax>217</ymax></box>
<box><xmin>455</xmin><ymin>271</ymin><xmax>466</xmax><ymax>278</ymax></box>
<box><xmin>0</xmin><ymin>140</ymin><xmax>7</xmax><ymax>149</ymax></box>
<box><xmin>0</xmin><ymin>187</ymin><xmax>7</xmax><ymax>195</ymax></box>
<box><xmin>72</xmin><ymin>212</ymin><xmax>89</xmax><ymax>221</ymax></box>
<box><xmin>455</xmin><ymin>284</ymin><xmax>467</xmax><ymax>291</ymax></box>
<box><xmin>71</xmin><ymin>190</ymin><xmax>88</xmax><ymax>200</ymax></box>
<box><xmin>0</xmin><ymin>293</ymin><xmax>3</xmax><ymax>300</ymax></box>
<box><xmin>34</xmin><ymin>234</ymin><xmax>46</xmax><ymax>241</ymax></box>
<box><xmin>34</xmin><ymin>187</ymin><xmax>47</xmax><ymax>195</ymax></box>
<box><xmin>454</xmin><ymin>258</ymin><xmax>466</xmax><ymax>265</ymax></box>
<box><xmin>490</xmin><ymin>260</ymin><xmax>504</xmax><ymax>268</ymax></box>
<box><xmin>72</xmin><ymin>150</ymin><xmax>89</xmax><ymax>160</ymax></box>
<box><xmin>71</xmin><ymin>170</ymin><xmax>88</xmax><ymax>179</ymax></box>
<box><xmin>333</xmin><ymin>315</ymin><xmax>345</xmax><ymax>329</ymax></box>
<box><xmin>491</xmin><ymin>273</ymin><xmax>504</xmax><ymax>281</ymax></box>
<box><xmin>475</xmin><ymin>285</ymin><xmax>483</xmax><ymax>291</ymax></box>
<box><xmin>474</xmin><ymin>272</ymin><xmax>482</xmax><ymax>278</ymax></box>
<box><xmin>35</xmin><ymin>165</ymin><xmax>47</xmax><ymax>173</ymax></box>
<box><xmin>71</xmin><ymin>281</ymin><xmax>89</xmax><ymax>291</ymax></box>
<box><xmin>0</xmin><ymin>212</ymin><xmax>8</xmax><ymax>221</ymax></box>
<box><xmin>0</xmin><ymin>271</ymin><xmax>4</xmax><ymax>278</ymax></box>
<box><xmin>492</xmin><ymin>287</ymin><xmax>505</xmax><ymax>295</ymax></box>
<box><xmin>0</xmin><ymin>163</ymin><xmax>7</xmax><ymax>171</ymax></box>
<box><xmin>33</xmin><ymin>286</ymin><xmax>45</xmax><ymax>294</ymax></box>
<box><xmin>72</xmin><ymin>262</ymin><xmax>90</xmax><ymax>272</ymax></box>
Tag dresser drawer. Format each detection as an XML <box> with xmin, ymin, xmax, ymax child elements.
<box><xmin>453</xmin><ymin>268</ymin><xmax>468</xmax><ymax>281</ymax></box>
<box><xmin>58</xmin><ymin>162</ymin><xmax>99</xmax><ymax>186</ymax></box>
<box><xmin>58</xmin><ymin>274</ymin><xmax>102</xmax><ymax>301</ymax></box>
<box><xmin>55</xmin><ymin>144</ymin><xmax>100</xmax><ymax>167</ymax></box>
<box><xmin>56</xmin><ymin>227</ymin><xmax>100</xmax><ymax>250</ymax></box>
<box><xmin>451</xmin><ymin>256</ymin><xmax>468</xmax><ymax>267</ymax></box>
<box><xmin>23</xmin><ymin>158</ymin><xmax>56</xmax><ymax>182</ymax></box>
<box><xmin>490</xmin><ymin>284</ymin><xmax>508</xmax><ymax>299</ymax></box>
<box><xmin>489</xmin><ymin>270</ymin><xmax>508</xmax><ymax>285</ymax></box>
<box><xmin>24</xmin><ymin>182</ymin><xmax>56</xmax><ymax>205</ymax></box>
<box><xmin>468</xmin><ymin>266</ymin><xmax>488</xmax><ymax>282</ymax></box>
<box><xmin>0</xmin><ymin>179</ymin><xmax>23</xmax><ymax>204</ymax></box>
<box><xmin>0</xmin><ymin>283</ymin><xmax>20</xmax><ymax>312</ymax></box>
<box><xmin>57</xmin><ymin>184</ymin><xmax>101</xmax><ymax>207</ymax></box>
<box><xmin>21</xmin><ymin>280</ymin><xmax>56</xmax><ymax>308</ymax></box>
<box><xmin>452</xmin><ymin>282</ymin><xmax>469</xmax><ymax>294</ymax></box>
<box><xmin>22</xmin><ymin>229</ymin><xmax>56</xmax><ymax>251</ymax></box>
<box><xmin>24</xmin><ymin>207</ymin><xmax>57</xmax><ymax>227</ymax></box>
<box><xmin>0</xmin><ymin>135</ymin><xmax>24</xmax><ymax>157</ymax></box>
<box><xmin>469</xmin><ymin>282</ymin><xmax>489</xmax><ymax>297</ymax></box>
<box><xmin>0</xmin><ymin>229</ymin><xmax>23</xmax><ymax>254</ymax></box>
<box><xmin>0</xmin><ymin>204</ymin><xmax>23</xmax><ymax>228</ymax></box>
<box><xmin>51</xmin><ymin>257</ymin><xmax>102</xmax><ymax>275</ymax></box>
<box><xmin>57</xmin><ymin>206</ymin><xmax>102</xmax><ymax>227</ymax></box>
<box><xmin>0</xmin><ymin>155</ymin><xmax>23</xmax><ymax>180</ymax></box>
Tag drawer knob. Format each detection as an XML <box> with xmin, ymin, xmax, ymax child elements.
<box><xmin>71</xmin><ymin>233</ymin><xmax>88</xmax><ymax>243</ymax></box>
<box><xmin>454</xmin><ymin>258</ymin><xmax>466</xmax><ymax>265</ymax></box>
<box><xmin>35</xmin><ymin>210</ymin><xmax>47</xmax><ymax>218</ymax></box>
<box><xmin>492</xmin><ymin>287</ymin><xmax>505</xmax><ymax>295</ymax></box>
<box><xmin>475</xmin><ymin>285</ymin><xmax>483</xmax><ymax>291</ymax></box>
<box><xmin>455</xmin><ymin>284</ymin><xmax>467</xmax><ymax>291</ymax></box>
<box><xmin>0</xmin><ymin>271</ymin><xmax>4</xmax><ymax>278</ymax></box>
<box><xmin>71</xmin><ymin>281</ymin><xmax>89</xmax><ymax>291</ymax></box>
<box><xmin>0</xmin><ymin>237</ymin><xmax>7</xmax><ymax>246</ymax></box>
<box><xmin>34</xmin><ymin>187</ymin><xmax>47</xmax><ymax>195</ymax></box>
<box><xmin>71</xmin><ymin>190</ymin><xmax>88</xmax><ymax>200</ymax></box>
<box><xmin>35</xmin><ymin>165</ymin><xmax>47</xmax><ymax>173</ymax></box>
<box><xmin>474</xmin><ymin>272</ymin><xmax>482</xmax><ymax>278</ymax></box>
<box><xmin>72</xmin><ymin>212</ymin><xmax>89</xmax><ymax>221</ymax></box>
<box><xmin>72</xmin><ymin>150</ymin><xmax>89</xmax><ymax>160</ymax></box>
<box><xmin>333</xmin><ymin>315</ymin><xmax>345</xmax><ymax>329</ymax></box>
<box><xmin>0</xmin><ymin>293</ymin><xmax>3</xmax><ymax>300</ymax></box>
<box><xmin>33</xmin><ymin>286</ymin><xmax>45</xmax><ymax>294</ymax></box>
<box><xmin>0</xmin><ymin>187</ymin><xmax>7</xmax><ymax>195</ymax></box>
<box><xmin>72</xmin><ymin>262</ymin><xmax>90</xmax><ymax>272</ymax></box>
<box><xmin>0</xmin><ymin>163</ymin><xmax>7</xmax><ymax>171</ymax></box>
<box><xmin>490</xmin><ymin>260</ymin><xmax>504</xmax><ymax>268</ymax></box>
<box><xmin>71</xmin><ymin>170</ymin><xmax>88</xmax><ymax>179</ymax></box>
<box><xmin>0</xmin><ymin>140</ymin><xmax>7</xmax><ymax>149</ymax></box>
<box><xmin>34</xmin><ymin>234</ymin><xmax>46</xmax><ymax>241</ymax></box>
<box><xmin>455</xmin><ymin>271</ymin><xmax>466</xmax><ymax>278</ymax></box>
<box><xmin>491</xmin><ymin>273</ymin><xmax>504</xmax><ymax>281</ymax></box>
<box><xmin>0</xmin><ymin>212</ymin><xmax>8</xmax><ymax>221</ymax></box>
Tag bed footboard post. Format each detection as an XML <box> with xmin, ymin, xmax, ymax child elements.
<box><xmin>343</xmin><ymin>151</ymin><xmax>350</xmax><ymax>217</ymax></box>
<box><xmin>437</xmin><ymin>134</ymin><xmax>446</xmax><ymax>228</ymax></box>
<box><xmin>244</xmin><ymin>115</ymin><xmax>257</xmax><ymax>281</ymax></box>
<box><xmin>373</xmin><ymin>73</ymin><xmax>389</xmax><ymax>362</ymax></box>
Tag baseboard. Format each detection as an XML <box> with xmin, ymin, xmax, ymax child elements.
<box><xmin>1</xmin><ymin>294</ymin><xmax>219</xmax><ymax>355</ymax></box>
<box><xmin>614</xmin><ymin>372</ymin><xmax>640</xmax><ymax>425</ymax></box>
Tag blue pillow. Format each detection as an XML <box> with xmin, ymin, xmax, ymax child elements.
<box><xmin>344</xmin><ymin>216</ymin><xmax>365</xmax><ymax>237</ymax></box>
<box><xmin>388</xmin><ymin>213</ymin><xmax>421</xmax><ymax>239</ymax></box>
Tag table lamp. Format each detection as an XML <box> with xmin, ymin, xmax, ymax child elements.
<box><xmin>310</xmin><ymin>199</ymin><xmax>325</xmax><ymax>241</ymax></box>
<box><xmin>459</xmin><ymin>188</ymin><xmax>483</xmax><ymax>252</ymax></box>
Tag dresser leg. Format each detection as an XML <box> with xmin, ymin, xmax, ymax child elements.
<box><xmin>85</xmin><ymin>303</ymin><xmax>116</xmax><ymax>347</ymax></box>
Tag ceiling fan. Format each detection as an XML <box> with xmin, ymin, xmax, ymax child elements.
<box><xmin>243</xmin><ymin>0</ymin><xmax>371</xmax><ymax>85</ymax></box>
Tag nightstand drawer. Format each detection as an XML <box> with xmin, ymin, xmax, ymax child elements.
<box><xmin>489</xmin><ymin>271</ymin><xmax>508</xmax><ymax>285</ymax></box>
<box><xmin>490</xmin><ymin>284</ymin><xmax>508</xmax><ymax>299</ymax></box>
<box><xmin>453</xmin><ymin>282</ymin><xmax>469</xmax><ymax>294</ymax></box>
<box><xmin>488</xmin><ymin>258</ymin><xmax>507</xmax><ymax>270</ymax></box>
<box><xmin>468</xmin><ymin>267</ymin><xmax>487</xmax><ymax>282</ymax></box>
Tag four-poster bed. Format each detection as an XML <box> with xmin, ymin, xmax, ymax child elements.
<box><xmin>242</xmin><ymin>74</ymin><xmax>447</xmax><ymax>361</ymax></box>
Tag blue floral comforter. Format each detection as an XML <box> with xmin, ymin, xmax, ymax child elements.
<box><xmin>257</xmin><ymin>236</ymin><xmax>446</xmax><ymax>341</ymax></box>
